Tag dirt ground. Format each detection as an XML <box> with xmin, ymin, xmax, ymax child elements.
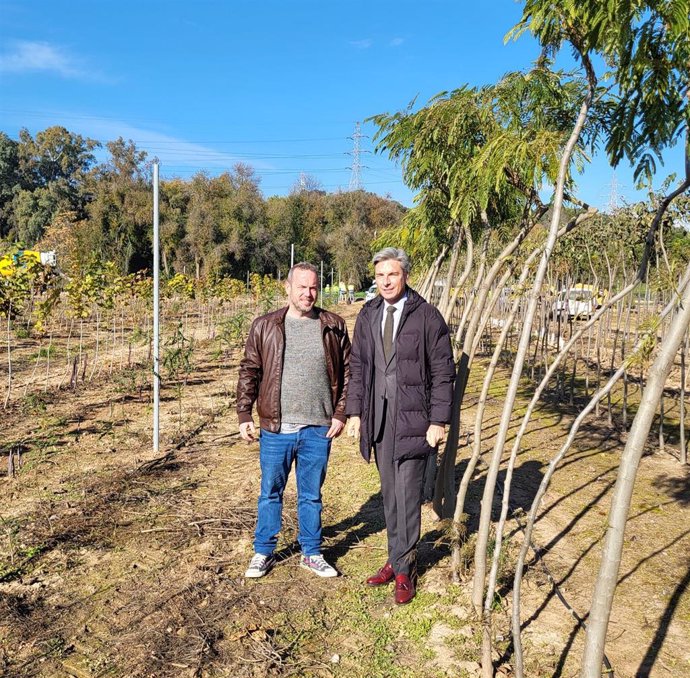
<box><xmin>1</xmin><ymin>301</ymin><xmax>688</xmax><ymax>678</ymax></box>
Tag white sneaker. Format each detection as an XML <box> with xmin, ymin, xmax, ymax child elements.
<box><xmin>300</xmin><ymin>554</ymin><xmax>338</xmax><ymax>578</ymax></box>
<box><xmin>245</xmin><ymin>553</ymin><xmax>275</xmax><ymax>578</ymax></box>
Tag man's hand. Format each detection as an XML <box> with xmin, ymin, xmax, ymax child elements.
<box><xmin>326</xmin><ymin>418</ymin><xmax>345</xmax><ymax>439</ymax></box>
<box><xmin>347</xmin><ymin>416</ymin><xmax>361</xmax><ymax>438</ymax></box>
<box><xmin>239</xmin><ymin>421</ymin><xmax>257</xmax><ymax>442</ymax></box>
<box><xmin>426</xmin><ymin>424</ymin><xmax>445</xmax><ymax>448</ymax></box>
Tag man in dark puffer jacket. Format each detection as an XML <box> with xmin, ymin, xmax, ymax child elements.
<box><xmin>346</xmin><ymin>247</ymin><xmax>455</xmax><ymax>604</ymax></box>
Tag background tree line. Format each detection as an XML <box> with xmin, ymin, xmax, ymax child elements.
<box><xmin>0</xmin><ymin>127</ymin><xmax>406</xmax><ymax>286</ymax></box>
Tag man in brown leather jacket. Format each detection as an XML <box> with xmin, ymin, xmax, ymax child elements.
<box><xmin>237</xmin><ymin>262</ymin><xmax>350</xmax><ymax>579</ymax></box>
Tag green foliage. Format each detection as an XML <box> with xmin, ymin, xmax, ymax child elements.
<box><xmin>217</xmin><ymin>309</ymin><xmax>251</xmax><ymax>355</ymax></box>
<box><xmin>87</xmin><ymin>138</ymin><xmax>152</xmax><ymax>273</ymax></box>
<box><xmin>11</xmin><ymin>187</ymin><xmax>61</xmax><ymax>244</ymax></box>
<box><xmin>162</xmin><ymin>322</ymin><xmax>195</xmax><ymax>381</ymax></box>
<box><xmin>551</xmin><ymin>188</ymin><xmax>690</xmax><ymax>284</ymax></box>
<box><xmin>510</xmin><ymin>0</ymin><xmax>690</xmax><ymax>187</ymax></box>
<box><xmin>0</xmin><ymin>132</ymin><xmax>21</xmax><ymax>237</ymax></box>
<box><xmin>369</xmin><ymin>63</ymin><xmax>598</xmax><ymax>265</ymax></box>
<box><xmin>21</xmin><ymin>392</ymin><xmax>49</xmax><ymax>414</ymax></box>
<box><xmin>249</xmin><ymin>273</ymin><xmax>285</xmax><ymax>313</ymax></box>
<box><xmin>4</xmin><ymin>126</ymin><xmax>101</xmax><ymax>243</ymax></box>
<box><xmin>627</xmin><ymin>315</ymin><xmax>662</xmax><ymax>369</ymax></box>
<box><xmin>0</xmin><ymin>129</ymin><xmax>406</xmax><ymax>287</ymax></box>
<box><xmin>166</xmin><ymin>272</ymin><xmax>195</xmax><ymax>299</ymax></box>
<box><xmin>0</xmin><ymin>247</ymin><xmax>52</xmax><ymax>320</ymax></box>
<box><xmin>0</xmin><ymin>543</ymin><xmax>47</xmax><ymax>582</ymax></box>
<box><xmin>215</xmin><ymin>276</ymin><xmax>246</xmax><ymax>301</ymax></box>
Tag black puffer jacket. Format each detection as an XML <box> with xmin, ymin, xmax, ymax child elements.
<box><xmin>345</xmin><ymin>288</ymin><xmax>455</xmax><ymax>462</ymax></box>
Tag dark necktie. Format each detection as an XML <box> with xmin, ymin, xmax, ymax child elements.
<box><xmin>383</xmin><ymin>305</ymin><xmax>396</xmax><ymax>362</ymax></box>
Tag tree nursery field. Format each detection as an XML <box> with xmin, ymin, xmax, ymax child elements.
<box><xmin>1</xmin><ymin>299</ymin><xmax>688</xmax><ymax>678</ymax></box>
<box><xmin>2</xmin><ymin>3</ymin><xmax>690</xmax><ymax>677</ymax></box>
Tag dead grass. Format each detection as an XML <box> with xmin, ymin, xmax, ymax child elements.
<box><xmin>1</xmin><ymin>301</ymin><xmax>688</xmax><ymax>677</ymax></box>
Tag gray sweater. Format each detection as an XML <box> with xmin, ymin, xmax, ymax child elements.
<box><xmin>280</xmin><ymin>315</ymin><xmax>333</xmax><ymax>427</ymax></box>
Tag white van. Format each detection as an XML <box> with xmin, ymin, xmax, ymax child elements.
<box><xmin>553</xmin><ymin>285</ymin><xmax>599</xmax><ymax>319</ymax></box>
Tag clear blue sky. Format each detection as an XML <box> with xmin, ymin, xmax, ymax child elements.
<box><xmin>0</xmin><ymin>1</ymin><xmax>683</xmax><ymax>210</ymax></box>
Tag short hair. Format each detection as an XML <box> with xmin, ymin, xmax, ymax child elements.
<box><xmin>287</xmin><ymin>261</ymin><xmax>318</xmax><ymax>282</ymax></box>
<box><xmin>372</xmin><ymin>247</ymin><xmax>411</xmax><ymax>275</ymax></box>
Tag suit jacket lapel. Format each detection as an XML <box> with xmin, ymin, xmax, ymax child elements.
<box><xmin>372</xmin><ymin>304</ymin><xmax>386</xmax><ymax>366</ymax></box>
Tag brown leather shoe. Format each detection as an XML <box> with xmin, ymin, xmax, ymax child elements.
<box><xmin>366</xmin><ymin>563</ymin><xmax>395</xmax><ymax>587</ymax></box>
<box><xmin>394</xmin><ymin>574</ymin><xmax>415</xmax><ymax>605</ymax></box>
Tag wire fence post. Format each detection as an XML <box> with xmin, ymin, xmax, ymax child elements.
<box><xmin>152</xmin><ymin>162</ymin><xmax>160</xmax><ymax>454</ymax></box>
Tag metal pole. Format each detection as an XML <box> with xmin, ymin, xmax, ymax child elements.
<box><xmin>152</xmin><ymin>163</ymin><xmax>160</xmax><ymax>454</ymax></box>
<box><xmin>291</xmin><ymin>243</ymin><xmax>295</xmax><ymax>268</ymax></box>
<box><xmin>320</xmin><ymin>261</ymin><xmax>324</xmax><ymax>301</ymax></box>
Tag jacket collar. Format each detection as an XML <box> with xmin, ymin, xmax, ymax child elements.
<box><xmin>271</xmin><ymin>305</ymin><xmax>338</xmax><ymax>330</ymax></box>
<box><xmin>370</xmin><ymin>286</ymin><xmax>424</xmax><ymax>314</ymax></box>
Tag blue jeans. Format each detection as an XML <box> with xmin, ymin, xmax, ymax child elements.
<box><xmin>254</xmin><ymin>425</ymin><xmax>332</xmax><ymax>557</ymax></box>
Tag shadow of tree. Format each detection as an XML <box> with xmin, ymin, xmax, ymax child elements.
<box><xmin>271</xmin><ymin>492</ymin><xmax>387</xmax><ymax>568</ymax></box>
<box><xmin>322</xmin><ymin>492</ymin><xmax>386</xmax><ymax>563</ymax></box>
<box><xmin>652</xmin><ymin>471</ymin><xmax>690</xmax><ymax>506</ymax></box>
<box><xmin>635</xmin><ymin>563</ymin><xmax>690</xmax><ymax>677</ymax></box>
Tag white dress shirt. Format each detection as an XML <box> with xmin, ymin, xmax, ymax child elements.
<box><xmin>380</xmin><ymin>294</ymin><xmax>408</xmax><ymax>343</ymax></box>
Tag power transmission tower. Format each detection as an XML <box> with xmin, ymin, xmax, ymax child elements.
<box><xmin>608</xmin><ymin>172</ymin><xmax>619</xmax><ymax>212</ymax></box>
<box><xmin>603</xmin><ymin>172</ymin><xmax>625</xmax><ymax>213</ymax></box>
<box><xmin>347</xmin><ymin>122</ymin><xmax>368</xmax><ymax>191</ymax></box>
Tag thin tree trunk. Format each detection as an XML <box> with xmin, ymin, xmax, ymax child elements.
<box><xmin>443</xmin><ymin>223</ymin><xmax>474</xmax><ymax>324</ymax></box>
<box><xmin>680</xmin><ymin>331</ymin><xmax>687</xmax><ymax>465</ymax></box>
<box><xmin>44</xmin><ymin>331</ymin><xmax>52</xmax><ymax>393</ymax></box>
<box><xmin>4</xmin><ymin>302</ymin><xmax>12</xmax><ymax>410</ymax></box>
<box><xmin>502</xmin><ymin>55</ymin><xmax>599</xmax><ymax>677</ymax></box>
<box><xmin>437</xmin><ymin>225</ymin><xmax>463</xmax><ymax>317</ymax></box>
<box><xmin>78</xmin><ymin>318</ymin><xmax>84</xmax><ymax>370</ymax></box>
<box><xmin>607</xmin><ymin>299</ymin><xmax>624</xmax><ymax>425</ymax></box>
<box><xmin>89</xmin><ymin>310</ymin><xmax>101</xmax><ymax>381</ymax></box>
<box><xmin>659</xmin><ymin>389</ymin><xmax>665</xmax><ymax>454</ymax></box>
<box><xmin>470</xmin><ymin>267</ymin><xmax>516</xmax><ymax>360</ymax></box>
<box><xmin>512</xmin><ymin>353</ymin><xmax>640</xmax><ymax>676</ymax></box>
<box><xmin>65</xmin><ymin>318</ymin><xmax>73</xmax><ymax>368</ymax></box>
<box><xmin>419</xmin><ymin>245</ymin><xmax>449</xmax><ymax>299</ymax></box>
<box><xmin>595</xmin><ymin>303</ymin><xmax>604</xmax><ymax>417</ymax></box>
<box><xmin>507</xmin><ymin>266</ymin><xmax>688</xmax><ymax>676</ymax></box>
<box><xmin>23</xmin><ymin>339</ymin><xmax>42</xmax><ymax>398</ymax></box>
<box><xmin>110</xmin><ymin>313</ymin><xmax>116</xmax><ymax>376</ymax></box>
<box><xmin>433</xmin><ymin>235</ymin><xmax>490</xmax><ymax>519</ymax></box>
<box><xmin>437</xmin><ymin>215</ymin><xmax>536</xmax><ymax>520</ymax></box>
<box><xmin>451</xmin><ymin>252</ymin><xmax>537</xmax><ymax>578</ymax></box>
<box><xmin>580</xmin><ymin>263</ymin><xmax>690</xmax><ymax>677</ymax></box>
<box><xmin>622</xmin><ymin>293</ymin><xmax>633</xmax><ymax>427</ymax></box>
<box><xmin>585</xmin><ymin>311</ymin><xmax>593</xmax><ymax>399</ymax></box>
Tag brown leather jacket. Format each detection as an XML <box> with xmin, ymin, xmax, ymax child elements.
<box><xmin>236</xmin><ymin>306</ymin><xmax>351</xmax><ymax>432</ymax></box>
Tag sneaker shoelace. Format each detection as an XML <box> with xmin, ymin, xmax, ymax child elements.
<box><xmin>306</xmin><ymin>555</ymin><xmax>328</xmax><ymax>569</ymax></box>
<box><xmin>250</xmin><ymin>554</ymin><xmax>269</xmax><ymax>568</ymax></box>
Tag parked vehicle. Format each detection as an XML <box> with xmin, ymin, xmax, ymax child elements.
<box><xmin>0</xmin><ymin>249</ymin><xmax>57</xmax><ymax>277</ymax></box>
<box><xmin>365</xmin><ymin>283</ymin><xmax>377</xmax><ymax>302</ymax></box>
<box><xmin>553</xmin><ymin>284</ymin><xmax>603</xmax><ymax>319</ymax></box>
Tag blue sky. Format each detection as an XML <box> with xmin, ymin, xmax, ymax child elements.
<box><xmin>0</xmin><ymin>1</ymin><xmax>683</xmax><ymax>210</ymax></box>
